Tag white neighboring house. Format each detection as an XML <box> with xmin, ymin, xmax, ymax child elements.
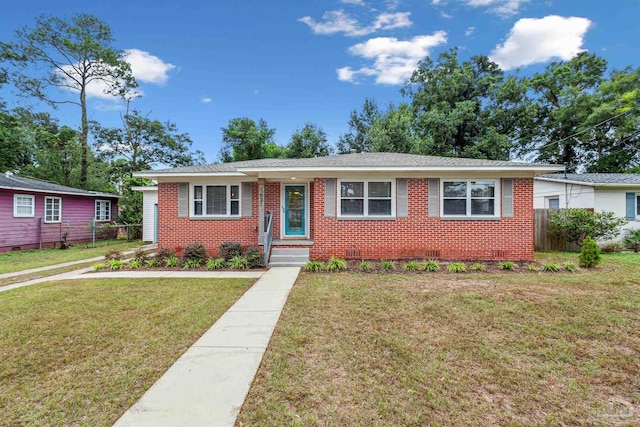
<box><xmin>132</xmin><ymin>186</ymin><xmax>158</xmax><ymax>243</ymax></box>
<box><xmin>534</xmin><ymin>173</ymin><xmax>640</xmax><ymax>241</ymax></box>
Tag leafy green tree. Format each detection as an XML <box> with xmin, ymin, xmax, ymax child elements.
<box><xmin>287</xmin><ymin>122</ymin><xmax>332</xmax><ymax>158</ymax></box>
<box><xmin>579</xmin><ymin>236</ymin><xmax>601</xmax><ymax>268</ymax></box>
<box><xmin>336</xmin><ymin>98</ymin><xmax>380</xmax><ymax>154</ymax></box>
<box><xmin>0</xmin><ymin>111</ymin><xmax>31</xmax><ymax>172</ymax></box>
<box><xmin>5</xmin><ymin>13</ymin><xmax>137</xmax><ymax>187</ymax></box>
<box><xmin>404</xmin><ymin>48</ymin><xmax>510</xmax><ymax>160</ymax></box>
<box><xmin>368</xmin><ymin>103</ymin><xmax>418</xmax><ymax>153</ymax></box>
<box><xmin>92</xmin><ymin>105</ymin><xmax>205</xmax><ymax>175</ymax></box>
<box><xmin>219</xmin><ymin>117</ymin><xmax>277</xmax><ymax>162</ymax></box>
<box><xmin>548</xmin><ymin>208</ymin><xmax>626</xmax><ymax>246</ymax></box>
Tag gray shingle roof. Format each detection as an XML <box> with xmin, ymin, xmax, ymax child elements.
<box><xmin>539</xmin><ymin>173</ymin><xmax>640</xmax><ymax>185</ymax></box>
<box><xmin>139</xmin><ymin>153</ymin><xmax>559</xmax><ymax>175</ymax></box>
<box><xmin>0</xmin><ymin>174</ymin><xmax>119</xmax><ymax>197</ymax></box>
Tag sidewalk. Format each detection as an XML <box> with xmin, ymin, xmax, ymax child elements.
<box><xmin>113</xmin><ymin>267</ymin><xmax>301</xmax><ymax>427</ymax></box>
<box><xmin>0</xmin><ymin>244</ymin><xmax>157</xmax><ymax>280</ymax></box>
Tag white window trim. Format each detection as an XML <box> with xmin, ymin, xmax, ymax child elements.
<box><xmin>13</xmin><ymin>194</ymin><xmax>35</xmax><ymax>218</ymax></box>
<box><xmin>95</xmin><ymin>199</ymin><xmax>112</xmax><ymax>222</ymax></box>
<box><xmin>189</xmin><ymin>183</ymin><xmax>241</xmax><ymax>218</ymax></box>
<box><xmin>636</xmin><ymin>193</ymin><xmax>640</xmax><ymax>220</ymax></box>
<box><xmin>440</xmin><ymin>179</ymin><xmax>500</xmax><ymax>218</ymax></box>
<box><xmin>337</xmin><ymin>179</ymin><xmax>396</xmax><ymax>218</ymax></box>
<box><xmin>44</xmin><ymin>196</ymin><xmax>62</xmax><ymax>223</ymax></box>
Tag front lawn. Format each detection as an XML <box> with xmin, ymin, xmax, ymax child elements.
<box><xmin>0</xmin><ymin>239</ymin><xmax>143</xmax><ymax>274</ymax></box>
<box><xmin>0</xmin><ymin>277</ymin><xmax>254</xmax><ymax>426</ymax></box>
<box><xmin>238</xmin><ymin>253</ymin><xmax>640</xmax><ymax>425</ymax></box>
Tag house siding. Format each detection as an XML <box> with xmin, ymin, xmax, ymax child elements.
<box><xmin>157</xmin><ymin>182</ymin><xmax>260</xmax><ymax>255</ymax></box>
<box><xmin>311</xmin><ymin>177</ymin><xmax>534</xmax><ymax>261</ymax></box>
<box><xmin>0</xmin><ymin>189</ymin><xmax>119</xmax><ymax>252</ymax></box>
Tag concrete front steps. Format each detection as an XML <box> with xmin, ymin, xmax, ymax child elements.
<box><xmin>268</xmin><ymin>247</ymin><xmax>309</xmax><ymax>267</ymax></box>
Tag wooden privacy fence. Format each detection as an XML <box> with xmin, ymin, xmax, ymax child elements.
<box><xmin>534</xmin><ymin>209</ymin><xmax>581</xmax><ymax>252</ymax></box>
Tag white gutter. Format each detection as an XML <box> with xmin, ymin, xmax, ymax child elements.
<box><xmin>133</xmin><ymin>172</ymin><xmax>247</xmax><ymax>178</ymax></box>
<box><xmin>237</xmin><ymin>165</ymin><xmax>565</xmax><ymax>173</ymax></box>
<box><xmin>535</xmin><ymin>177</ymin><xmax>640</xmax><ymax>187</ymax></box>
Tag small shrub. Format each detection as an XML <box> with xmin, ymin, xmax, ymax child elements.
<box><xmin>579</xmin><ymin>236</ymin><xmax>601</xmax><ymax>268</ymax></box>
<box><xmin>471</xmin><ymin>262</ymin><xmax>486</xmax><ymax>272</ymax></box>
<box><xmin>133</xmin><ymin>248</ymin><xmax>148</xmax><ymax>262</ymax></box>
<box><xmin>228</xmin><ymin>255</ymin><xmax>250</xmax><ymax>270</ymax></box>
<box><xmin>326</xmin><ymin>257</ymin><xmax>347</xmax><ymax>272</ymax></box>
<box><xmin>219</xmin><ymin>242</ymin><xmax>243</xmax><ymax>260</ymax></box>
<box><xmin>109</xmin><ymin>259</ymin><xmax>123</xmax><ymax>270</ymax></box>
<box><xmin>305</xmin><ymin>260</ymin><xmax>325</xmax><ymax>272</ymax></box>
<box><xmin>380</xmin><ymin>260</ymin><xmax>396</xmax><ymax>271</ymax></box>
<box><xmin>624</xmin><ymin>229</ymin><xmax>640</xmax><ymax>252</ymax></box>
<box><xmin>499</xmin><ymin>261</ymin><xmax>517</xmax><ymax>271</ymax></box>
<box><xmin>165</xmin><ymin>256</ymin><xmax>180</xmax><ymax>268</ymax></box>
<box><xmin>563</xmin><ymin>261</ymin><xmax>577</xmax><ymax>272</ymax></box>
<box><xmin>104</xmin><ymin>250</ymin><xmax>123</xmax><ymax>261</ymax></box>
<box><xmin>206</xmin><ymin>258</ymin><xmax>226</xmax><ymax>271</ymax></box>
<box><xmin>128</xmin><ymin>260</ymin><xmax>141</xmax><ymax>269</ymax></box>
<box><xmin>402</xmin><ymin>261</ymin><xmax>422</xmax><ymax>271</ymax></box>
<box><xmin>359</xmin><ymin>260</ymin><xmax>373</xmax><ymax>272</ymax></box>
<box><xmin>527</xmin><ymin>264</ymin><xmax>539</xmax><ymax>272</ymax></box>
<box><xmin>447</xmin><ymin>262</ymin><xmax>467</xmax><ymax>273</ymax></box>
<box><xmin>182</xmin><ymin>243</ymin><xmax>207</xmax><ymax>263</ymax></box>
<box><xmin>155</xmin><ymin>247</ymin><xmax>176</xmax><ymax>263</ymax></box>
<box><xmin>245</xmin><ymin>246</ymin><xmax>264</xmax><ymax>268</ymax></box>
<box><xmin>600</xmin><ymin>241</ymin><xmax>623</xmax><ymax>253</ymax></box>
<box><xmin>542</xmin><ymin>263</ymin><xmax>560</xmax><ymax>272</ymax></box>
<box><xmin>182</xmin><ymin>259</ymin><xmax>201</xmax><ymax>269</ymax></box>
<box><xmin>145</xmin><ymin>259</ymin><xmax>158</xmax><ymax>268</ymax></box>
<box><xmin>422</xmin><ymin>260</ymin><xmax>440</xmax><ymax>272</ymax></box>
<box><xmin>93</xmin><ymin>263</ymin><xmax>105</xmax><ymax>271</ymax></box>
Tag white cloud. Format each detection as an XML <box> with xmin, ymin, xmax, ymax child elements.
<box><xmin>431</xmin><ymin>0</ymin><xmax>529</xmax><ymax>17</ymax></box>
<box><xmin>465</xmin><ymin>26</ymin><xmax>475</xmax><ymax>36</ymax></box>
<box><xmin>299</xmin><ymin>10</ymin><xmax>412</xmax><ymax>37</ymax></box>
<box><xmin>201</xmin><ymin>97</ymin><xmax>212</xmax><ymax>104</ymax></box>
<box><xmin>341</xmin><ymin>0</ymin><xmax>365</xmax><ymax>5</ymax></box>
<box><xmin>490</xmin><ymin>15</ymin><xmax>592</xmax><ymax>70</ymax></box>
<box><xmin>124</xmin><ymin>49</ymin><xmax>175</xmax><ymax>85</ymax></box>
<box><xmin>338</xmin><ymin>31</ymin><xmax>448</xmax><ymax>85</ymax></box>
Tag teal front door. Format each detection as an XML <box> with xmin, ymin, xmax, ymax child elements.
<box><xmin>284</xmin><ymin>185</ymin><xmax>305</xmax><ymax>237</ymax></box>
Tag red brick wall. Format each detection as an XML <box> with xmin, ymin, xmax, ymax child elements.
<box><xmin>158</xmin><ymin>182</ymin><xmax>260</xmax><ymax>256</ymax></box>
<box><xmin>310</xmin><ymin>177</ymin><xmax>534</xmax><ymax>261</ymax></box>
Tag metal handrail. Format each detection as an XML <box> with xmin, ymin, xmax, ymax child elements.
<box><xmin>263</xmin><ymin>211</ymin><xmax>274</xmax><ymax>265</ymax></box>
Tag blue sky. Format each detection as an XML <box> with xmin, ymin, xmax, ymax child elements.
<box><xmin>1</xmin><ymin>0</ymin><xmax>639</xmax><ymax>164</ymax></box>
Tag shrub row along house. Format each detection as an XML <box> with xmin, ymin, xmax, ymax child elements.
<box><xmin>135</xmin><ymin>153</ymin><xmax>563</xmax><ymax>265</ymax></box>
<box><xmin>0</xmin><ymin>172</ymin><xmax>119</xmax><ymax>252</ymax></box>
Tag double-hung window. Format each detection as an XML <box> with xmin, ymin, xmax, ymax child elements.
<box><xmin>95</xmin><ymin>200</ymin><xmax>111</xmax><ymax>221</ymax></box>
<box><xmin>339</xmin><ymin>180</ymin><xmax>394</xmax><ymax>217</ymax></box>
<box><xmin>14</xmin><ymin>194</ymin><xmax>35</xmax><ymax>217</ymax></box>
<box><xmin>637</xmin><ymin>194</ymin><xmax>640</xmax><ymax>220</ymax></box>
<box><xmin>192</xmin><ymin>184</ymin><xmax>240</xmax><ymax>217</ymax></box>
<box><xmin>44</xmin><ymin>197</ymin><xmax>62</xmax><ymax>223</ymax></box>
<box><xmin>442</xmin><ymin>180</ymin><xmax>497</xmax><ymax>217</ymax></box>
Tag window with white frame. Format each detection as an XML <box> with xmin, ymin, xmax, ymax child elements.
<box><xmin>547</xmin><ymin>196</ymin><xmax>560</xmax><ymax>210</ymax></box>
<box><xmin>339</xmin><ymin>180</ymin><xmax>394</xmax><ymax>217</ymax></box>
<box><xmin>637</xmin><ymin>194</ymin><xmax>640</xmax><ymax>219</ymax></box>
<box><xmin>95</xmin><ymin>200</ymin><xmax>111</xmax><ymax>221</ymax></box>
<box><xmin>442</xmin><ymin>180</ymin><xmax>497</xmax><ymax>217</ymax></box>
<box><xmin>44</xmin><ymin>197</ymin><xmax>62</xmax><ymax>223</ymax></box>
<box><xmin>192</xmin><ymin>184</ymin><xmax>240</xmax><ymax>217</ymax></box>
<box><xmin>14</xmin><ymin>194</ymin><xmax>35</xmax><ymax>217</ymax></box>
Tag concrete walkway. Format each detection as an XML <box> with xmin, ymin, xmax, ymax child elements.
<box><xmin>0</xmin><ymin>244</ymin><xmax>157</xmax><ymax>280</ymax></box>
<box><xmin>113</xmin><ymin>267</ymin><xmax>301</xmax><ymax>427</ymax></box>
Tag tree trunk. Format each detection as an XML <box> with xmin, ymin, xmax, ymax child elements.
<box><xmin>80</xmin><ymin>87</ymin><xmax>88</xmax><ymax>188</ymax></box>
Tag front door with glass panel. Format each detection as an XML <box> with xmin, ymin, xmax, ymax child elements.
<box><xmin>284</xmin><ymin>185</ymin><xmax>305</xmax><ymax>237</ymax></box>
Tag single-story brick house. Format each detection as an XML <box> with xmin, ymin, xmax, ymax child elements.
<box><xmin>0</xmin><ymin>172</ymin><xmax>119</xmax><ymax>252</ymax></box>
<box><xmin>134</xmin><ymin>153</ymin><xmax>563</xmax><ymax>263</ymax></box>
<box><xmin>534</xmin><ymin>173</ymin><xmax>640</xmax><ymax>240</ymax></box>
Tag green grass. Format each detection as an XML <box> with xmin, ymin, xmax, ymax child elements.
<box><xmin>238</xmin><ymin>252</ymin><xmax>640</xmax><ymax>425</ymax></box>
<box><xmin>0</xmin><ymin>240</ymin><xmax>143</xmax><ymax>274</ymax></box>
<box><xmin>0</xmin><ymin>277</ymin><xmax>254</xmax><ymax>426</ymax></box>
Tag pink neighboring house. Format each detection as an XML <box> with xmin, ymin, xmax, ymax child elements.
<box><xmin>0</xmin><ymin>172</ymin><xmax>119</xmax><ymax>252</ymax></box>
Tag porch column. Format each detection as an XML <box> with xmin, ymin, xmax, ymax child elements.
<box><xmin>258</xmin><ymin>179</ymin><xmax>265</xmax><ymax>244</ymax></box>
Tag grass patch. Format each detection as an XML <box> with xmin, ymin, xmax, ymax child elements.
<box><xmin>0</xmin><ymin>277</ymin><xmax>253</xmax><ymax>426</ymax></box>
<box><xmin>0</xmin><ymin>240</ymin><xmax>143</xmax><ymax>274</ymax></box>
<box><xmin>238</xmin><ymin>252</ymin><xmax>640</xmax><ymax>425</ymax></box>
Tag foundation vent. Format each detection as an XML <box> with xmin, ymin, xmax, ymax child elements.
<box><xmin>345</xmin><ymin>249</ymin><xmax>361</xmax><ymax>259</ymax></box>
<box><xmin>492</xmin><ymin>250</ymin><xmax>508</xmax><ymax>259</ymax></box>
<box><xmin>425</xmin><ymin>250</ymin><xmax>441</xmax><ymax>259</ymax></box>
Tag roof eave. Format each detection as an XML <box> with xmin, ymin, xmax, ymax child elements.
<box><xmin>0</xmin><ymin>185</ymin><xmax>120</xmax><ymax>198</ymax></box>
<box><xmin>535</xmin><ymin>177</ymin><xmax>640</xmax><ymax>187</ymax></box>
